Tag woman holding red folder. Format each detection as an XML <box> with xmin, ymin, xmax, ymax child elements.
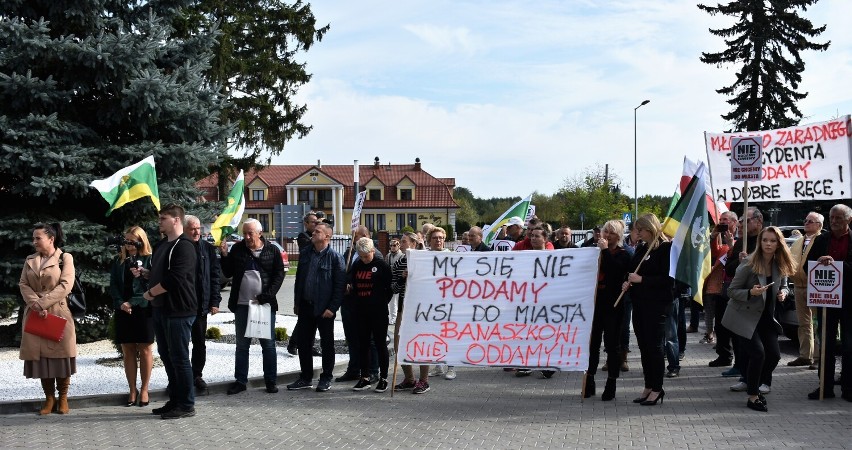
<box><xmin>19</xmin><ymin>222</ymin><xmax>77</xmax><ymax>415</ymax></box>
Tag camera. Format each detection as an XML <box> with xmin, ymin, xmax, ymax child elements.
<box><xmin>715</xmin><ymin>224</ymin><xmax>728</xmax><ymax>233</ymax></box>
<box><xmin>106</xmin><ymin>236</ymin><xmax>142</xmax><ymax>248</ymax></box>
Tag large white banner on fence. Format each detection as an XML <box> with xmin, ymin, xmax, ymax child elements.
<box><xmin>705</xmin><ymin>116</ymin><xmax>852</xmax><ymax>202</ymax></box>
<box><xmin>396</xmin><ymin>248</ymin><xmax>599</xmax><ymax>371</ymax></box>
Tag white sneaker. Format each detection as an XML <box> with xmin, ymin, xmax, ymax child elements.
<box><xmin>759</xmin><ymin>384</ymin><xmax>771</xmax><ymax>394</ymax></box>
<box><xmin>444</xmin><ymin>367</ymin><xmax>457</xmax><ymax>380</ymax></box>
<box><xmin>428</xmin><ymin>365</ymin><xmax>445</xmax><ymax>377</ymax></box>
<box><xmin>730</xmin><ymin>381</ymin><xmax>748</xmax><ymax>392</ymax></box>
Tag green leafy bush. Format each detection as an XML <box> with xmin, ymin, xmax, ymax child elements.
<box><xmin>206</xmin><ymin>327</ymin><xmax>222</xmax><ymax>340</ymax></box>
<box><xmin>274</xmin><ymin>327</ymin><xmax>289</xmax><ymax>341</ymax></box>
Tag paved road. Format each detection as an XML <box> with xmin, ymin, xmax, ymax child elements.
<box><xmin>1</xmin><ymin>319</ymin><xmax>849</xmax><ymax>449</ymax></box>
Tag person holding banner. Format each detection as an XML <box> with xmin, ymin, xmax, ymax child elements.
<box><xmin>392</xmin><ymin>232</ymin><xmax>431</xmax><ymax>393</ymax></box>
<box><xmin>788</xmin><ymin>212</ymin><xmax>825</xmax><ymax>369</ymax></box>
<box><xmin>585</xmin><ymin>220</ymin><xmax>631</xmax><ymax>400</ymax></box>
<box><xmin>621</xmin><ymin>213</ymin><xmax>672</xmax><ymax>406</ymax></box>
<box><xmin>513</xmin><ymin>226</ymin><xmax>555</xmax><ymax>378</ymax></box>
<box><xmin>425</xmin><ymin>227</ymin><xmax>458</xmax><ymax>381</ymax></box>
<box><xmin>725</xmin><ymin>226</ymin><xmax>794</xmax><ymax>412</ymax></box>
<box><xmin>806</xmin><ymin>204</ymin><xmax>852</xmax><ymax>401</ymax></box>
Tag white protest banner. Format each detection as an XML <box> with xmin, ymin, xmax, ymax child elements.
<box><xmin>455</xmin><ymin>244</ymin><xmax>471</xmax><ymax>252</ymax></box>
<box><xmin>705</xmin><ymin>116</ymin><xmax>852</xmax><ymax>202</ymax></box>
<box><xmin>350</xmin><ymin>190</ymin><xmax>367</xmax><ymax>232</ymax></box>
<box><xmin>807</xmin><ymin>261</ymin><xmax>844</xmax><ymax>308</ymax></box>
<box><xmin>397</xmin><ymin>248</ymin><xmax>599</xmax><ymax>371</ymax></box>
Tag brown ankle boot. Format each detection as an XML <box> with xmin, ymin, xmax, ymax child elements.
<box><xmin>39</xmin><ymin>378</ymin><xmax>56</xmax><ymax>415</ymax></box>
<box><xmin>56</xmin><ymin>377</ymin><xmax>70</xmax><ymax>414</ymax></box>
<box><xmin>620</xmin><ymin>350</ymin><xmax>629</xmax><ymax>372</ymax></box>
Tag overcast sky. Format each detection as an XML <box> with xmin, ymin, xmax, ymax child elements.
<box><xmin>275</xmin><ymin>1</ymin><xmax>852</xmax><ymax>199</ymax></box>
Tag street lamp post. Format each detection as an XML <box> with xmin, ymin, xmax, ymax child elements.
<box><xmin>634</xmin><ymin>99</ymin><xmax>650</xmax><ymax>222</ymax></box>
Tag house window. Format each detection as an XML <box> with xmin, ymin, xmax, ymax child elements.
<box><xmin>368</xmin><ymin>189</ymin><xmax>382</xmax><ymax>201</ymax></box>
<box><xmin>247</xmin><ymin>214</ymin><xmax>270</xmax><ymax>233</ymax></box>
<box><xmin>376</xmin><ymin>214</ymin><xmax>386</xmax><ymax>231</ymax></box>
<box><xmin>396</xmin><ymin>214</ymin><xmax>405</xmax><ymax>231</ymax></box>
<box><xmin>251</xmin><ymin>189</ymin><xmax>265</xmax><ymax>201</ymax></box>
<box><xmin>365</xmin><ymin>214</ymin><xmax>375</xmax><ymax>232</ymax></box>
<box><xmin>400</xmin><ymin>189</ymin><xmax>413</xmax><ymax>200</ymax></box>
<box><xmin>407</xmin><ymin>214</ymin><xmax>417</xmax><ymax>229</ymax></box>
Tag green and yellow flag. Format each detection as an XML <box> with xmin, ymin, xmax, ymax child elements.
<box><xmin>662</xmin><ymin>163</ymin><xmax>712</xmax><ymax>305</ymax></box>
<box><xmin>482</xmin><ymin>194</ymin><xmax>533</xmax><ymax>246</ymax></box>
<box><xmin>211</xmin><ymin>170</ymin><xmax>245</xmax><ymax>245</ymax></box>
<box><xmin>89</xmin><ymin>156</ymin><xmax>160</xmax><ymax>216</ymax></box>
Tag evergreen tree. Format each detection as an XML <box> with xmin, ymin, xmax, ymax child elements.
<box><xmin>699</xmin><ymin>0</ymin><xmax>830</xmax><ymax>131</ymax></box>
<box><xmin>0</xmin><ymin>1</ymin><xmax>228</xmax><ymax>329</ymax></box>
<box><xmin>174</xmin><ymin>0</ymin><xmax>328</xmax><ymax>191</ymax></box>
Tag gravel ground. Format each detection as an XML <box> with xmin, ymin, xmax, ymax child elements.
<box><xmin>0</xmin><ymin>312</ymin><xmax>349</xmax><ymax>402</ymax></box>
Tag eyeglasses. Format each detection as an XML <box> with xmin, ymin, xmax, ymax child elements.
<box><xmin>803</xmin><ymin>219</ymin><xmax>819</xmax><ymax>225</ymax></box>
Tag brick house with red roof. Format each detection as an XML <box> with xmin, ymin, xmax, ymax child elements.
<box><xmin>197</xmin><ymin>157</ymin><xmax>459</xmax><ymax>236</ymax></box>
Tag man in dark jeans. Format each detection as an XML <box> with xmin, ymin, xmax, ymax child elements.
<box><xmin>288</xmin><ymin>223</ymin><xmax>345</xmax><ymax>392</ymax></box>
<box><xmin>288</xmin><ymin>212</ymin><xmax>319</xmax><ymax>356</ymax></box>
<box><xmin>184</xmin><ymin>215</ymin><xmax>221</xmax><ymax>392</ymax></box>
<box><xmin>142</xmin><ymin>203</ymin><xmax>198</xmax><ymax>419</ymax></box>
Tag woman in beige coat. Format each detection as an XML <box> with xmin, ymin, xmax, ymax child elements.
<box><xmin>19</xmin><ymin>222</ymin><xmax>77</xmax><ymax>415</ymax></box>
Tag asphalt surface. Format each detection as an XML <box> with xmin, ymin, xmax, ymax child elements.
<box><xmin>2</xmin><ymin>276</ymin><xmax>850</xmax><ymax>448</ymax></box>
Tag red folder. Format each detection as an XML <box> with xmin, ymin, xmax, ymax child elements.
<box><xmin>24</xmin><ymin>310</ymin><xmax>67</xmax><ymax>342</ymax></box>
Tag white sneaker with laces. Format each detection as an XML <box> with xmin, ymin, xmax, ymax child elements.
<box><xmin>444</xmin><ymin>367</ymin><xmax>457</xmax><ymax>380</ymax></box>
<box><xmin>730</xmin><ymin>381</ymin><xmax>747</xmax><ymax>392</ymax></box>
<box><xmin>759</xmin><ymin>384</ymin><xmax>771</xmax><ymax>394</ymax></box>
<box><xmin>429</xmin><ymin>365</ymin><xmax>445</xmax><ymax>377</ymax></box>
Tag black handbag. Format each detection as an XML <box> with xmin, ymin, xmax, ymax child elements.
<box><xmin>59</xmin><ymin>252</ymin><xmax>86</xmax><ymax>319</ymax></box>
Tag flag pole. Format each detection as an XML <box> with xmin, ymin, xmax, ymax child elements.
<box><xmin>614</xmin><ymin>243</ymin><xmax>654</xmax><ymax>308</ymax></box>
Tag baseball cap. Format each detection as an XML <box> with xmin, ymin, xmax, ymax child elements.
<box><xmin>506</xmin><ymin>216</ymin><xmax>525</xmax><ymax>228</ymax></box>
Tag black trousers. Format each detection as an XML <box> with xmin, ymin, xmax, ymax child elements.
<box><xmin>741</xmin><ymin>319</ymin><xmax>780</xmax><ymax>395</ymax></box>
<box><xmin>588</xmin><ymin>302</ymin><xmax>624</xmax><ymax>379</ymax></box>
<box><xmin>818</xmin><ymin>306</ymin><xmax>852</xmax><ymax>393</ymax></box>
<box><xmin>633</xmin><ymin>301</ymin><xmax>668</xmax><ymax>391</ymax></box>
<box><xmin>712</xmin><ymin>294</ymin><xmax>734</xmax><ymax>361</ymax></box>
<box><xmin>356</xmin><ymin>303</ymin><xmax>389</xmax><ymax>379</ymax></box>
<box><xmin>190</xmin><ymin>312</ymin><xmax>207</xmax><ymax>378</ymax></box>
<box><xmin>297</xmin><ymin>307</ymin><xmax>336</xmax><ymax>381</ymax></box>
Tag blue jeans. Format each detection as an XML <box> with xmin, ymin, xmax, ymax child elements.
<box><xmin>678</xmin><ymin>297</ymin><xmax>688</xmax><ymax>355</ymax></box>
<box><xmin>664</xmin><ymin>301</ymin><xmax>680</xmax><ymax>371</ymax></box>
<box><xmin>153</xmin><ymin>308</ymin><xmax>196</xmax><ymax>410</ymax></box>
<box><xmin>233</xmin><ymin>304</ymin><xmax>277</xmax><ymax>385</ymax></box>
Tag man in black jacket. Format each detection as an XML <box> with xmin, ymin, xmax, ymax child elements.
<box><xmin>143</xmin><ymin>203</ymin><xmax>198</xmax><ymax>420</ymax></box>
<box><xmin>289</xmin><ymin>212</ymin><xmax>320</xmax><ymax>355</ymax></box>
<box><xmin>220</xmin><ymin>218</ymin><xmax>285</xmax><ymax>395</ymax></box>
<box><xmin>184</xmin><ymin>215</ymin><xmax>222</xmax><ymax>392</ymax></box>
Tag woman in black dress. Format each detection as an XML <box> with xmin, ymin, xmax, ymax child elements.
<box><xmin>622</xmin><ymin>213</ymin><xmax>673</xmax><ymax>406</ymax></box>
<box><xmin>586</xmin><ymin>219</ymin><xmax>632</xmax><ymax>400</ymax></box>
<box><xmin>109</xmin><ymin>226</ymin><xmax>153</xmax><ymax>407</ymax></box>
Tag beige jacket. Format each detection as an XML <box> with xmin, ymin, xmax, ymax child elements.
<box><xmin>19</xmin><ymin>250</ymin><xmax>77</xmax><ymax>360</ymax></box>
<box><xmin>789</xmin><ymin>233</ymin><xmax>821</xmax><ymax>286</ymax></box>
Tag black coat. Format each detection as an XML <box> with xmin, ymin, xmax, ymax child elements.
<box><xmin>195</xmin><ymin>239</ymin><xmax>222</xmax><ymax>314</ymax></box>
<box><xmin>628</xmin><ymin>240</ymin><xmax>673</xmax><ymax>315</ymax></box>
<box><xmin>221</xmin><ymin>238</ymin><xmax>285</xmax><ymax>312</ymax></box>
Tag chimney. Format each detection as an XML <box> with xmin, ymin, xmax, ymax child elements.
<box><xmin>414</xmin><ymin>157</ymin><xmax>421</xmax><ymax>170</ymax></box>
<box><xmin>317</xmin><ymin>159</ymin><xmax>321</xmax><ymax>168</ymax></box>
<box><xmin>374</xmin><ymin>156</ymin><xmax>380</xmax><ymax>168</ymax></box>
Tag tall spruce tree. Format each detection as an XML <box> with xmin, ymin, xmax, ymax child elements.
<box><xmin>698</xmin><ymin>0</ymin><xmax>830</xmax><ymax>131</ymax></box>
<box><xmin>0</xmin><ymin>0</ymin><xmax>229</xmax><ymax>329</ymax></box>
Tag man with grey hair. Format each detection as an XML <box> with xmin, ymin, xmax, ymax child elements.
<box><xmin>468</xmin><ymin>226</ymin><xmax>491</xmax><ymax>252</ymax></box>
<box><xmin>184</xmin><ymin>215</ymin><xmax>222</xmax><ymax>391</ymax></box>
<box><xmin>806</xmin><ymin>204</ymin><xmax>852</xmax><ymax>401</ymax></box>
<box><xmin>788</xmin><ymin>211</ymin><xmax>825</xmax><ymax>368</ymax></box>
<box><xmin>348</xmin><ymin>237</ymin><xmax>394</xmax><ymax>392</ymax></box>
<box><xmin>220</xmin><ymin>218</ymin><xmax>285</xmax><ymax>395</ymax></box>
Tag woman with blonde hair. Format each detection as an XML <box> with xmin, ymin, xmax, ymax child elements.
<box><xmin>20</xmin><ymin>222</ymin><xmax>77</xmax><ymax>415</ymax></box>
<box><xmin>109</xmin><ymin>226</ymin><xmax>154</xmax><ymax>407</ymax></box>
<box><xmin>622</xmin><ymin>213</ymin><xmax>672</xmax><ymax>406</ymax></box>
<box><xmin>586</xmin><ymin>220</ymin><xmax>631</xmax><ymax>400</ymax></box>
<box><xmin>724</xmin><ymin>226</ymin><xmax>795</xmax><ymax>412</ymax></box>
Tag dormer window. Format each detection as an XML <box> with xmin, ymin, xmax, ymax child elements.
<box><xmin>251</xmin><ymin>189</ymin><xmax>266</xmax><ymax>201</ymax></box>
<box><xmin>400</xmin><ymin>189</ymin><xmax>413</xmax><ymax>200</ymax></box>
<box><xmin>368</xmin><ymin>189</ymin><xmax>382</xmax><ymax>201</ymax></box>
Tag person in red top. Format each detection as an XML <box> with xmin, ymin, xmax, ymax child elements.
<box><xmin>806</xmin><ymin>204</ymin><xmax>852</xmax><ymax>401</ymax></box>
<box><xmin>513</xmin><ymin>217</ymin><xmax>555</xmax><ymax>251</ymax></box>
<box><xmin>512</xmin><ymin>225</ymin><xmax>555</xmax><ymax>377</ymax></box>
